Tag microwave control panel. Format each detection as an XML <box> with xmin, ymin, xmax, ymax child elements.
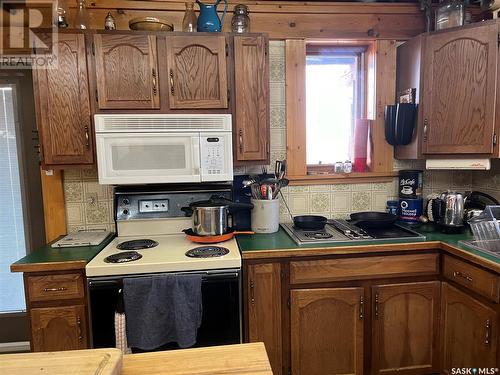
<box><xmin>200</xmin><ymin>134</ymin><xmax>231</xmax><ymax>179</ymax></box>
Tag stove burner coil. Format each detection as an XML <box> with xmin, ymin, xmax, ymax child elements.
<box><xmin>104</xmin><ymin>251</ymin><xmax>143</xmax><ymax>263</ymax></box>
<box><xmin>304</xmin><ymin>231</ymin><xmax>333</xmax><ymax>239</ymax></box>
<box><xmin>117</xmin><ymin>239</ymin><xmax>158</xmax><ymax>250</ymax></box>
<box><xmin>186</xmin><ymin>246</ymin><xmax>229</xmax><ymax>258</ymax></box>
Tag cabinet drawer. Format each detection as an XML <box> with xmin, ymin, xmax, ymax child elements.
<box><xmin>290</xmin><ymin>253</ymin><xmax>439</xmax><ymax>284</ymax></box>
<box><xmin>27</xmin><ymin>273</ymin><xmax>85</xmax><ymax>302</ymax></box>
<box><xmin>443</xmin><ymin>255</ymin><xmax>499</xmax><ymax>302</ymax></box>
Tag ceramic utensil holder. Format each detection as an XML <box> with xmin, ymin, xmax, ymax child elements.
<box><xmin>251</xmin><ymin>198</ymin><xmax>279</xmax><ymax>233</ymax></box>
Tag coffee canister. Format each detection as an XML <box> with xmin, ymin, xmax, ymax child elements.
<box><xmin>399</xmin><ymin>198</ymin><xmax>423</xmax><ymax>224</ymax></box>
<box><xmin>398</xmin><ymin>170</ymin><xmax>423</xmax><ymax>199</ymax></box>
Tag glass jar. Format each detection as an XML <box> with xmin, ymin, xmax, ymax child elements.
<box><xmin>104</xmin><ymin>11</ymin><xmax>116</xmax><ymax>30</ymax></box>
<box><xmin>435</xmin><ymin>0</ymin><xmax>464</xmax><ymax>30</ymax></box>
<box><xmin>74</xmin><ymin>0</ymin><xmax>89</xmax><ymax>29</ymax></box>
<box><xmin>334</xmin><ymin>161</ymin><xmax>344</xmax><ymax>174</ymax></box>
<box><xmin>343</xmin><ymin>160</ymin><xmax>353</xmax><ymax>174</ymax></box>
<box><xmin>182</xmin><ymin>1</ymin><xmax>197</xmax><ymax>32</ymax></box>
<box><xmin>231</xmin><ymin>4</ymin><xmax>250</xmax><ymax>33</ymax></box>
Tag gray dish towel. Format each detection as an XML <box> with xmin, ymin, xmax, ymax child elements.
<box><xmin>123</xmin><ymin>274</ymin><xmax>203</xmax><ymax>350</ymax></box>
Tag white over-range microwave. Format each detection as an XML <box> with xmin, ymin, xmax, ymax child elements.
<box><xmin>94</xmin><ymin>114</ymin><xmax>233</xmax><ymax>185</ymax></box>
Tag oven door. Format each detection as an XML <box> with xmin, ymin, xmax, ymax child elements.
<box><xmin>87</xmin><ymin>270</ymin><xmax>241</xmax><ymax>350</ymax></box>
<box><xmin>95</xmin><ymin>133</ymin><xmax>201</xmax><ymax>185</ymax></box>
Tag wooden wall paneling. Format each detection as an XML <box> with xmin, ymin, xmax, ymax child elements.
<box><xmin>368</xmin><ymin>40</ymin><xmax>396</xmax><ymax>172</ymax></box>
<box><xmin>40</xmin><ymin>169</ymin><xmax>66</xmax><ymax>243</ymax></box>
<box><xmin>24</xmin><ymin>1</ymin><xmax>425</xmax><ymax>40</ymax></box>
<box><xmin>285</xmin><ymin>39</ymin><xmax>307</xmax><ymax>177</ymax></box>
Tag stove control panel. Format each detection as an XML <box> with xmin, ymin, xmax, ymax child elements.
<box><xmin>139</xmin><ymin>199</ymin><xmax>169</xmax><ymax>213</ymax></box>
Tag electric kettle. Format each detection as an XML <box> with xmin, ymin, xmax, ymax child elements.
<box><xmin>431</xmin><ymin>191</ymin><xmax>465</xmax><ymax>233</ymax></box>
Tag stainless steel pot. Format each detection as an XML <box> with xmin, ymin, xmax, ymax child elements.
<box><xmin>181</xmin><ymin>197</ymin><xmax>253</xmax><ymax>236</ymax></box>
<box><xmin>191</xmin><ymin>203</ymin><xmax>229</xmax><ymax>236</ymax></box>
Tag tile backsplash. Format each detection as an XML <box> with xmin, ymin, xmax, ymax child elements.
<box><xmin>62</xmin><ymin>41</ymin><xmax>500</xmax><ymax>230</ymax></box>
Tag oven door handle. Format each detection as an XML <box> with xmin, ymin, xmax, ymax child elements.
<box><xmin>202</xmin><ymin>272</ymin><xmax>239</xmax><ymax>281</ymax></box>
<box><xmin>88</xmin><ymin>279</ymin><xmax>121</xmax><ymax>288</ymax></box>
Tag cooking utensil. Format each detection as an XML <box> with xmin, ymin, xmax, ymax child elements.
<box><xmin>183</xmin><ymin>228</ymin><xmax>254</xmax><ymax>244</ymax></box>
<box><xmin>349</xmin><ymin>211</ymin><xmax>397</xmax><ymax>229</ymax></box>
<box><xmin>181</xmin><ymin>197</ymin><xmax>253</xmax><ymax>236</ymax></box>
<box><xmin>293</xmin><ymin>215</ymin><xmax>328</xmax><ymax>230</ymax></box>
<box><xmin>129</xmin><ymin>16</ymin><xmax>174</xmax><ymax>31</ymax></box>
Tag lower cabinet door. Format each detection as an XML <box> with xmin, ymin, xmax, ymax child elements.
<box><xmin>441</xmin><ymin>283</ymin><xmax>498</xmax><ymax>373</ymax></box>
<box><xmin>290</xmin><ymin>287</ymin><xmax>365</xmax><ymax>375</ymax></box>
<box><xmin>371</xmin><ymin>281</ymin><xmax>440</xmax><ymax>375</ymax></box>
<box><xmin>30</xmin><ymin>305</ymin><xmax>87</xmax><ymax>351</ymax></box>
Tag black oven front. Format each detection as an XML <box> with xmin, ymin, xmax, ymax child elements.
<box><xmin>87</xmin><ymin>269</ymin><xmax>241</xmax><ymax>351</ymax></box>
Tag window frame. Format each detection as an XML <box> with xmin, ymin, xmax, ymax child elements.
<box><xmin>305</xmin><ymin>44</ymin><xmax>368</xmax><ymax>170</ymax></box>
<box><xmin>285</xmin><ymin>39</ymin><xmax>397</xmax><ymax>185</ymax></box>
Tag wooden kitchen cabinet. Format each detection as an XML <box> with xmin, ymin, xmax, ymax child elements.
<box><xmin>290</xmin><ymin>287</ymin><xmax>365</xmax><ymax>375</ymax></box>
<box><xmin>395</xmin><ymin>20</ymin><xmax>500</xmax><ymax>159</ymax></box>
<box><xmin>23</xmin><ymin>270</ymin><xmax>89</xmax><ymax>352</ymax></box>
<box><xmin>93</xmin><ymin>34</ymin><xmax>160</xmax><ymax>109</ymax></box>
<box><xmin>233</xmin><ymin>35</ymin><xmax>269</xmax><ymax>163</ymax></box>
<box><xmin>30</xmin><ymin>305</ymin><xmax>87</xmax><ymax>352</ymax></box>
<box><xmin>422</xmin><ymin>23</ymin><xmax>498</xmax><ymax>155</ymax></box>
<box><xmin>32</xmin><ymin>32</ymin><xmax>93</xmax><ymax>167</ymax></box>
<box><xmin>246</xmin><ymin>262</ymin><xmax>282</xmax><ymax>375</ymax></box>
<box><xmin>371</xmin><ymin>281</ymin><xmax>440</xmax><ymax>374</ymax></box>
<box><xmin>441</xmin><ymin>283</ymin><xmax>497</xmax><ymax>373</ymax></box>
<box><xmin>166</xmin><ymin>35</ymin><xmax>228</xmax><ymax>109</ymax></box>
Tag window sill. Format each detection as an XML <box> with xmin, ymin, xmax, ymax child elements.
<box><xmin>287</xmin><ymin>171</ymin><xmax>398</xmax><ymax>185</ymax></box>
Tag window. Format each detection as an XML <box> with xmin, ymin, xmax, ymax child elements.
<box><xmin>285</xmin><ymin>39</ymin><xmax>395</xmax><ymax>183</ymax></box>
<box><xmin>306</xmin><ymin>45</ymin><xmax>366</xmax><ymax>166</ymax></box>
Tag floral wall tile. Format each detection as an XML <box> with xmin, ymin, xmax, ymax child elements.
<box><xmin>309</xmin><ymin>192</ymin><xmax>330</xmax><ymax>213</ymax></box>
<box><xmin>351</xmin><ymin>191</ymin><xmax>372</xmax><ymax>211</ymax></box>
<box><xmin>64</xmin><ymin>181</ymin><xmax>84</xmax><ymax>203</ymax></box>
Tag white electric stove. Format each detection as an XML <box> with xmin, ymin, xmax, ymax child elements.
<box><xmin>85</xmin><ymin>184</ymin><xmax>241</xmax><ymax>277</ymax></box>
<box><xmin>86</xmin><ymin>184</ymin><xmax>243</xmax><ymax>350</ymax></box>
<box><xmin>86</xmin><ymin>234</ymin><xmax>241</xmax><ymax>277</ymax></box>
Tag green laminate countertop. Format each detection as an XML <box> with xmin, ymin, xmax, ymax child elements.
<box><xmin>236</xmin><ymin>223</ymin><xmax>500</xmax><ymax>272</ymax></box>
<box><xmin>10</xmin><ymin>233</ymin><xmax>115</xmax><ymax>273</ymax></box>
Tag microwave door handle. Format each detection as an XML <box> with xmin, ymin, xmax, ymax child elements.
<box><xmin>192</xmin><ymin>137</ymin><xmax>201</xmax><ymax>176</ymax></box>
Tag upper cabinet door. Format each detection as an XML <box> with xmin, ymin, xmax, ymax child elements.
<box><xmin>33</xmin><ymin>33</ymin><xmax>93</xmax><ymax>166</ymax></box>
<box><xmin>94</xmin><ymin>34</ymin><xmax>160</xmax><ymax>109</ymax></box>
<box><xmin>371</xmin><ymin>281</ymin><xmax>440</xmax><ymax>375</ymax></box>
<box><xmin>422</xmin><ymin>24</ymin><xmax>498</xmax><ymax>154</ymax></box>
<box><xmin>234</xmin><ymin>35</ymin><xmax>269</xmax><ymax>163</ymax></box>
<box><xmin>166</xmin><ymin>35</ymin><xmax>228</xmax><ymax>109</ymax></box>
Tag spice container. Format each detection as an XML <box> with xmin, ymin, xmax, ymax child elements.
<box><xmin>343</xmin><ymin>160</ymin><xmax>353</xmax><ymax>174</ymax></box>
<box><xmin>334</xmin><ymin>161</ymin><xmax>344</xmax><ymax>173</ymax></box>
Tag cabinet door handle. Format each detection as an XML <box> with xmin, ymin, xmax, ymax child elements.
<box><xmin>239</xmin><ymin>129</ymin><xmax>243</xmax><ymax>153</ymax></box>
<box><xmin>423</xmin><ymin>119</ymin><xmax>428</xmax><ymax>142</ymax></box>
<box><xmin>374</xmin><ymin>292</ymin><xmax>379</xmax><ymax>318</ymax></box>
<box><xmin>359</xmin><ymin>295</ymin><xmax>364</xmax><ymax>320</ymax></box>
<box><xmin>453</xmin><ymin>271</ymin><xmax>473</xmax><ymax>283</ymax></box>
<box><xmin>152</xmin><ymin>68</ymin><xmax>157</xmax><ymax>96</ymax></box>
<box><xmin>169</xmin><ymin>69</ymin><xmax>175</xmax><ymax>95</ymax></box>
<box><xmin>43</xmin><ymin>287</ymin><xmax>67</xmax><ymax>292</ymax></box>
<box><xmin>84</xmin><ymin>126</ymin><xmax>90</xmax><ymax>149</ymax></box>
<box><xmin>77</xmin><ymin>316</ymin><xmax>82</xmax><ymax>341</ymax></box>
<box><xmin>249</xmin><ymin>280</ymin><xmax>255</xmax><ymax>304</ymax></box>
<box><xmin>485</xmin><ymin>319</ymin><xmax>491</xmax><ymax>345</ymax></box>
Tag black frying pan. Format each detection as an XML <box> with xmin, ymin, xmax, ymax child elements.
<box><xmin>350</xmin><ymin>212</ymin><xmax>397</xmax><ymax>229</ymax></box>
<box><xmin>293</xmin><ymin>215</ymin><xmax>327</xmax><ymax>230</ymax></box>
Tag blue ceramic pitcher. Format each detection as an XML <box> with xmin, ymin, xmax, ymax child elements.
<box><xmin>196</xmin><ymin>0</ymin><xmax>227</xmax><ymax>32</ymax></box>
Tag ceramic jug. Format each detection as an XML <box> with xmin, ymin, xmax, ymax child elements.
<box><xmin>196</xmin><ymin>0</ymin><xmax>227</xmax><ymax>32</ymax></box>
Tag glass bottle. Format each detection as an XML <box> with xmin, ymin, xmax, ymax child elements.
<box><xmin>231</xmin><ymin>4</ymin><xmax>250</xmax><ymax>33</ymax></box>
<box><xmin>182</xmin><ymin>2</ymin><xmax>197</xmax><ymax>32</ymax></box>
<box><xmin>56</xmin><ymin>0</ymin><xmax>69</xmax><ymax>28</ymax></box>
<box><xmin>74</xmin><ymin>0</ymin><xmax>89</xmax><ymax>29</ymax></box>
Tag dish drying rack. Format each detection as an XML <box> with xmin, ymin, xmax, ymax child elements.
<box><xmin>459</xmin><ymin>206</ymin><xmax>500</xmax><ymax>257</ymax></box>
